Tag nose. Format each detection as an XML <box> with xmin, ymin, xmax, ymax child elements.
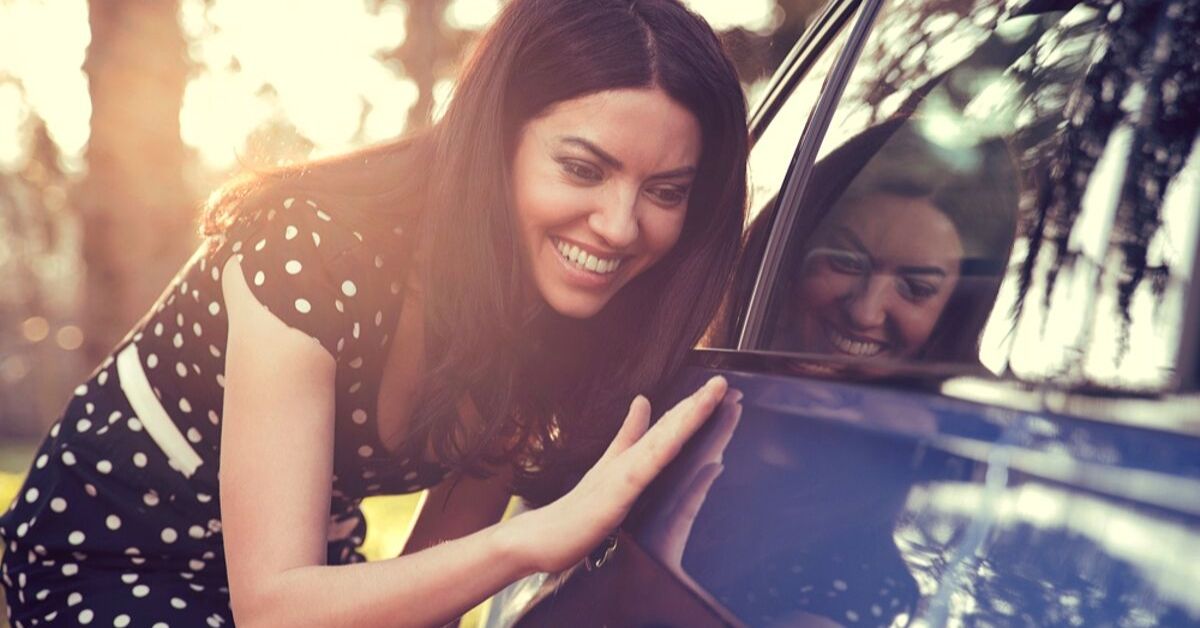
<box><xmin>587</xmin><ymin>186</ymin><xmax>639</xmax><ymax>249</ymax></box>
<box><xmin>842</xmin><ymin>273</ymin><xmax>890</xmax><ymax>330</ymax></box>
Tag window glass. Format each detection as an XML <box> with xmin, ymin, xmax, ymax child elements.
<box><xmin>746</xmin><ymin>21</ymin><xmax>854</xmax><ymax>227</ymax></box>
<box><xmin>757</xmin><ymin>0</ymin><xmax>1200</xmax><ymax>392</ymax></box>
<box><xmin>703</xmin><ymin>15</ymin><xmax>855</xmax><ymax>349</ymax></box>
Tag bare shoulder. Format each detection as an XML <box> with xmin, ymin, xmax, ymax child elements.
<box><xmin>220</xmin><ymin>252</ymin><xmax>336</xmax><ymax>370</ymax></box>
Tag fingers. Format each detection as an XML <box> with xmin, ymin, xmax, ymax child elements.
<box><xmin>658</xmin><ymin>388</ymin><xmax>742</xmax><ymax>510</ymax></box>
<box><xmin>660</xmin><ymin>376</ymin><xmax>728</xmax><ymax>442</ymax></box>
<box><xmin>624</xmin><ymin>376</ymin><xmax>728</xmax><ymax>486</ymax></box>
<box><xmin>601</xmin><ymin>394</ymin><xmax>651</xmax><ymax>462</ymax></box>
<box><xmin>704</xmin><ymin>390</ymin><xmax>744</xmax><ymax>461</ymax></box>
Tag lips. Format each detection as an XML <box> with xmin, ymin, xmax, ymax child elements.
<box><xmin>551</xmin><ymin>237</ymin><xmax>626</xmax><ymax>277</ymax></box>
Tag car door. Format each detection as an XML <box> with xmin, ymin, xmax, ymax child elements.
<box><xmin>484</xmin><ymin>0</ymin><xmax>1200</xmax><ymax>625</ymax></box>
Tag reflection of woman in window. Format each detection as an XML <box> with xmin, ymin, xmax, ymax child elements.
<box><xmin>771</xmin><ymin>124</ymin><xmax>1018</xmax><ymax>367</ymax></box>
<box><xmin>777</xmin><ymin>185</ymin><xmax>965</xmax><ymax>360</ymax></box>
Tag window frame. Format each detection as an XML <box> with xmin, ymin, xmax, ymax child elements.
<box><xmin>736</xmin><ymin>0</ymin><xmax>887</xmax><ymax>351</ymax></box>
<box><xmin>745</xmin><ymin>0</ymin><xmax>862</xmax><ymax>141</ymax></box>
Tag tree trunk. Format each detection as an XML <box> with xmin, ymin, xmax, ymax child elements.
<box><xmin>77</xmin><ymin>0</ymin><xmax>196</xmax><ymax>367</ymax></box>
<box><xmin>402</xmin><ymin>0</ymin><xmax>449</xmax><ymax>132</ymax></box>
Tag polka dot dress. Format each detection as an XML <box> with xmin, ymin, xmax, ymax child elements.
<box><xmin>1</xmin><ymin>192</ymin><xmax>449</xmax><ymax>627</ymax></box>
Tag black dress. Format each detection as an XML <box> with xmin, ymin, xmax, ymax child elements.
<box><xmin>1</xmin><ymin>191</ymin><xmax>449</xmax><ymax>627</ymax></box>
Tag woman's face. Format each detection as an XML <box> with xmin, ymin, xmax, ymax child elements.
<box><xmin>785</xmin><ymin>193</ymin><xmax>963</xmax><ymax>360</ymax></box>
<box><xmin>511</xmin><ymin>87</ymin><xmax>702</xmax><ymax>319</ymax></box>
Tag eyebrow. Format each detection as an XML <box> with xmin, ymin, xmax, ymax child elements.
<box><xmin>897</xmin><ymin>265</ymin><xmax>948</xmax><ymax>277</ymax></box>
<box><xmin>558</xmin><ymin>135</ymin><xmax>697</xmax><ymax>179</ymax></box>
<box><xmin>831</xmin><ymin>227</ymin><xmax>948</xmax><ymax>277</ymax></box>
<box><xmin>831</xmin><ymin>227</ymin><xmax>870</xmax><ymax>256</ymax></box>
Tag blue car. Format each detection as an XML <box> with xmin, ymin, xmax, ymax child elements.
<box><xmin>483</xmin><ymin>0</ymin><xmax>1200</xmax><ymax>625</ymax></box>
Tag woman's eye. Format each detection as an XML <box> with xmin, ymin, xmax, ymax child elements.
<box><xmin>898</xmin><ymin>277</ymin><xmax>937</xmax><ymax>301</ymax></box>
<box><xmin>826</xmin><ymin>251</ymin><xmax>867</xmax><ymax>274</ymax></box>
<box><xmin>559</xmin><ymin>159</ymin><xmax>602</xmax><ymax>182</ymax></box>
<box><xmin>647</xmin><ymin>186</ymin><xmax>688</xmax><ymax>206</ymax></box>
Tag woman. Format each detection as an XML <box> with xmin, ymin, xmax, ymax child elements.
<box><xmin>0</xmin><ymin>0</ymin><xmax>748</xmax><ymax>625</ymax></box>
<box><xmin>761</xmin><ymin>122</ymin><xmax>1018</xmax><ymax>368</ymax></box>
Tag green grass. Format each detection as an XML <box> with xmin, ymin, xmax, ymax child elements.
<box><xmin>0</xmin><ymin>443</ymin><xmax>486</xmax><ymax>627</ymax></box>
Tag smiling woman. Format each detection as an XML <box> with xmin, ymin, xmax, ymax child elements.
<box><xmin>0</xmin><ymin>1</ymin><xmax>748</xmax><ymax>626</ymax></box>
<box><xmin>512</xmin><ymin>88</ymin><xmax>701</xmax><ymax>319</ymax></box>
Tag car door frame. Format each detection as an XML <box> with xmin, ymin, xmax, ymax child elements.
<box><xmin>736</xmin><ymin>0</ymin><xmax>887</xmax><ymax>351</ymax></box>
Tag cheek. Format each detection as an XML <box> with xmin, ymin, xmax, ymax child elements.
<box><xmin>516</xmin><ymin>180</ymin><xmax>586</xmax><ymax>237</ymax></box>
<box><xmin>797</xmin><ymin>270</ymin><xmax>856</xmax><ymax>310</ymax></box>
<box><xmin>639</xmin><ymin>208</ymin><xmax>687</xmax><ymax>260</ymax></box>
<box><xmin>895</xmin><ymin>298</ymin><xmax>952</xmax><ymax>345</ymax></box>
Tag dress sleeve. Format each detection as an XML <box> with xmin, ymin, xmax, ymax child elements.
<box><xmin>224</xmin><ymin>194</ymin><xmax>367</xmax><ymax>360</ymax></box>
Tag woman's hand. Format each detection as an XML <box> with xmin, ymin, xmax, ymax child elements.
<box><xmin>500</xmin><ymin>375</ymin><xmax>731</xmax><ymax>574</ymax></box>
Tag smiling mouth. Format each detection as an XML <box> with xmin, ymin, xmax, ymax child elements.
<box><xmin>552</xmin><ymin>237</ymin><xmax>624</xmax><ymax>275</ymax></box>
<box><xmin>823</xmin><ymin>322</ymin><xmax>887</xmax><ymax>357</ymax></box>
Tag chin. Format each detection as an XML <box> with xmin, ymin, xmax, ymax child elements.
<box><xmin>543</xmin><ymin>292</ymin><xmax>610</xmax><ymax>319</ymax></box>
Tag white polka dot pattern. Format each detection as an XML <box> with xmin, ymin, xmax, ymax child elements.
<box><xmin>0</xmin><ymin>193</ymin><xmax>434</xmax><ymax>626</ymax></box>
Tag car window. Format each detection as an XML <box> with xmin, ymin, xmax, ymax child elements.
<box><xmin>746</xmin><ymin>18</ymin><xmax>855</xmax><ymax>227</ymax></box>
<box><xmin>702</xmin><ymin>11</ymin><xmax>856</xmax><ymax>350</ymax></box>
<box><xmin>753</xmin><ymin>0</ymin><xmax>1200</xmax><ymax>393</ymax></box>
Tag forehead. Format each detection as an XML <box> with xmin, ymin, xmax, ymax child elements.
<box><xmin>830</xmin><ymin>193</ymin><xmax>964</xmax><ymax>267</ymax></box>
<box><xmin>526</xmin><ymin>88</ymin><xmax>701</xmax><ymax>172</ymax></box>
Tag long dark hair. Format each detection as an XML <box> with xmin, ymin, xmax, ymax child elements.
<box><xmin>201</xmin><ymin>0</ymin><xmax>748</xmax><ymax>504</ymax></box>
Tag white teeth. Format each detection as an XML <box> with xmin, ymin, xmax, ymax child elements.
<box><xmin>827</xmin><ymin>326</ymin><xmax>884</xmax><ymax>357</ymax></box>
<box><xmin>555</xmin><ymin>239</ymin><xmax>622</xmax><ymax>275</ymax></box>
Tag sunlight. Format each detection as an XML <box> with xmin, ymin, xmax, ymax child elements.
<box><xmin>0</xmin><ymin>0</ymin><xmax>91</xmax><ymax>173</ymax></box>
<box><xmin>0</xmin><ymin>83</ymin><xmax>29</xmax><ymax>170</ymax></box>
<box><xmin>445</xmin><ymin>0</ymin><xmax>503</xmax><ymax>30</ymax></box>
<box><xmin>180</xmin><ymin>72</ymin><xmax>272</xmax><ymax>171</ymax></box>
<box><xmin>685</xmin><ymin>0</ymin><xmax>781</xmax><ymax>33</ymax></box>
<box><xmin>179</xmin><ymin>0</ymin><xmax>409</xmax><ymax>170</ymax></box>
<box><xmin>445</xmin><ymin>0</ymin><xmax>781</xmax><ymax>35</ymax></box>
<box><xmin>2</xmin><ymin>0</ymin><xmax>788</xmax><ymax>177</ymax></box>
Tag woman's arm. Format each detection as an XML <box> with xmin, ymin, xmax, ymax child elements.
<box><xmin>220</xmin><ymin>255</ymin><xmax>729</xmax><ymax>627</ymax></box>
<box><xmin>220</xmin><ymin>254</ymin><xmax>528</xmax><ymax>627</ymax></box>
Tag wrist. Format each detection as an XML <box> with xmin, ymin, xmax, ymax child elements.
<box><xmin>488</xmin><ymin>513</ymin><xmax>541</xmax><ymax>577</ymax></box>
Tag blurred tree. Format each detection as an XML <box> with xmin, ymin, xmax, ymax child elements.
<box><xmin>75</xmin><ymin>0</ymin><xmax>198</xmax><ymax>367</ymax></box>
<box><xmin>399</xmin><ymin>0</ymin><xmax>450</xmax><ymax>131</ymax></box>
<box><xmin>1013</xmin><ymin>0</ymin><xmax>1200</xmax><ymax>365</ymax></box>
<box><xmin>723</xmin><ymin>0</ymin><xmax>827</xmax><ymax>88</ymax></box>
<box><xmin>0</xmin><ymin>116</ymin><xmax>83</xmax><ymax>437</ymax></box>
